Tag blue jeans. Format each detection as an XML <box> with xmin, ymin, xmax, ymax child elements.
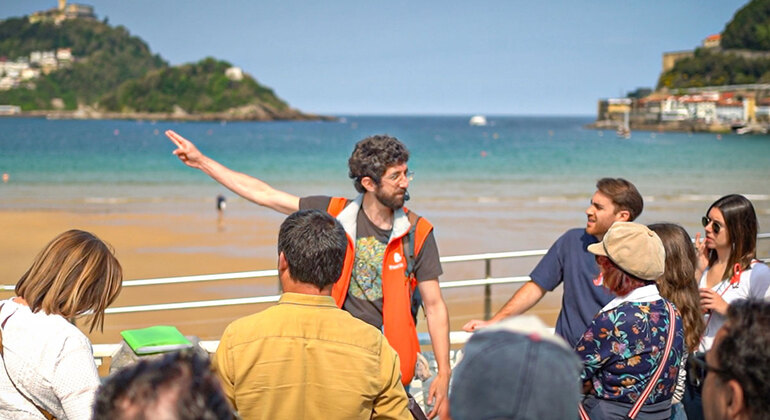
<box><xmin>671</xmin><ymin>402</ymin><xmax>688</xmax><ymax>420</ymax></box>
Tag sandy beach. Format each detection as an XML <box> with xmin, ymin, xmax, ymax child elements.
<box><xmin>0</xmin><ymin>205</ymin><xmax>566</xmax><ymax>347</ymax></box>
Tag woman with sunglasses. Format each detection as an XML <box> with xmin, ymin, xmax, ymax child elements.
<box><xmin>682</xmin><ymin>195</ymin><xmax>770</xmax><ymax>420</ymax></box>
<box><xmin>694</xmin><ymin>194</ymin><xmax>770</xmax><ymax>352</ymax></box>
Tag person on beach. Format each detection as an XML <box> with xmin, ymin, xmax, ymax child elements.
<box><xmin>649</xmin><ymin>223</ymin><xmax>706</xmax><ymax>420</ymax></box>
<box><xmin>166</xmin><ymin>130</ymin><xmax>449</xmax><ymax>418</ymax></box>
<box><xmin>93</xmin><ymin>350</ymin><xmax>234</xmax><ymax>420</ymax></box>
<box><xmin>214</xmin><ymin>210</ymin><xmax>410</xmax><ymax>419</ymax></box>
<box><xmin>683</xmin><ymin>194</ymin><xmax>770</xmax><ymax>420</ymax></box>
<box><xmin>0</xmin><ymin>229</ymin><xmax>123</xmax><ymax>419</ymax></box>
<box><xmin>577</xmin><ymin>222</ymin><xmax>685</xmax><ymax>420</ymax></box>
<box><xmin>463</xmin><ymin>178</ymin><xmax>643</xmax><ymax>347</ymax></box>
<box><xmin>697</xmin><ymin>299</ymin><xmax>770</xmax><ymax>420</ymax></box>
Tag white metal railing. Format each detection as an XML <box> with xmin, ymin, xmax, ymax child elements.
<box><xmin>67</xmin><ymin>233</ymin><xmax>769</xmax><ymax>367</ymax></box>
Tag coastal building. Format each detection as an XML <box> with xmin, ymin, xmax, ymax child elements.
<box><xmin>0</xmin><ymin>105</ymin><xmax>21</xmax><ymax>115</ymax></box>
<box><xmin>756</xmin><ymin>98</ymin><xmax>770</xmax><ymax>123</ymax></box>
<box><xmin>715</xmin><ymin>98</ymin><xmax>744</xmax><ymax>124</ymax></box>
<box><xmin>225</xmin><ymin>67</ymin><xmax>244</xmax><ymax>81</ymax></box>
<box><xmin>29</xmin><ymin>0</ymin><xmax>95</xmax><ymax>25</ymax></box>
<box><xmin>703</xmin><ymin>34</ymin><xmax>721</xmax><ymax>49</ymax></box>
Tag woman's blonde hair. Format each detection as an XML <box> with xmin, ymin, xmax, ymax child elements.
<box><xmin>15</xmin><ymin>229</ymin><xmax>123</xmax><ymax>332</ymax></box>
<box><xmin>649</xmin><ymin>223</ymin><xmax>705</xmax><ymax>352</ymax></box>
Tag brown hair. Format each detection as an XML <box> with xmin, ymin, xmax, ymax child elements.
<box><xmin>596</xmin><ymin>178</ymin><xmax>643</xmax><ymax>221</ymax></box>
<box><xmin>706</xmin><ymin>194</ymin><xmax>758</xmax><ymax>281</ymax></box>
<box><xmin>15</xmin><ymin>230</ymin><xmax>123</xmax><ymax>332</ymax></box>
<box><xmin>649</xmin><ymin>223</ymin><xmax>705</xmax><ymax>352</ymax></box>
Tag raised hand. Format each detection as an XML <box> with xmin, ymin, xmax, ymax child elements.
<box><xmin>694</xmin><ymin>232</ymin><xmax>710</xmax><ymax>278</ymax></box>
<box><xmin>166</xmin><ymin>130</ymin><xmax>206</xmax><ymax>169</ymax></box>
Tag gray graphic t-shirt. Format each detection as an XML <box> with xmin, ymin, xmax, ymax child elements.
<box><xmin>300</xmin><ymin>196</ymin><xmax>442</xmax><ymax>329</ymax></box>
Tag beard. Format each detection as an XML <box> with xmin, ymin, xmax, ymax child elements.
<box><xmin>375</xmin><ymin>187</ymin><xmax>406</xmax><ymax>210</ymax></box>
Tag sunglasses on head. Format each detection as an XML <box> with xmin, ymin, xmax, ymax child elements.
<box><xmin>702</xmin><ymin>216</ymin><xmax>722</xmax><ymax>234</ymax></box>
<box><xmin>688</xmin><ymin>352</ymin><xmax>727</xmax><ymax>388</ymax></box>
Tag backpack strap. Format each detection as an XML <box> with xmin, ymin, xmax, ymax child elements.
<box><xmin>402</xmin><ymin>211</ymin><xmax>422</xmax><ymax>322</ymax></box>
<box><xmin>627</xmin><ymin>301</ymin><xmax>677</xmax><ymax>419</ymax></box>
<box><xmin>326</xmin><ymin>197</ymin><xmax>348</xmax><ymax>217</ymax></box>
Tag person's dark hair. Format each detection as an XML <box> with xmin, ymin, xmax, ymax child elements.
<box><xmin>277</xmin><ymin>210</ymin><xmax>347</xmax><ymax>290</ymax></box>
<box><xmin>348</xmin><ymin>135</ymin><xmax>410</xmax><ymax>193</ymax></box>
<box><xmin>93</xmin><ymin>350</ymin><xmax>234</xmax><ymax>420</ymax></box>
<box><xmin>706</xmin><ymin>194</ymin><xmax>758</xmax><ymax>281</ymax></box>
<box><xmin>716</xmin><ymin>299</ymin><xmax>770</xmax><ymax>419</ymax></box>
<box><xmin>596</xmin><ymin>178</ymin><xmax>643</xmax><ymax>221</ymax></box>
<box><xmin>649</xmin><ymin>223</ymin><xmax>705</xmax><ymax>352</ymax></box>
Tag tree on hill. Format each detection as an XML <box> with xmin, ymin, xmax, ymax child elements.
<box><xmin>721</xmin><ymin>0</ymin><xmax>770</xmax><ymax>51</ymax></box>
<box><xmin>98</xmin><ymin>57</ymin><xmax>289</xmax><ymax>113</ymax></box>
<box><xmin>0</xmin><ymin>18</ymin><xmax>166</xmax><ymax>110</ymax></box>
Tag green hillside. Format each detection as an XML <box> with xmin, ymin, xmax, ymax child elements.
<box><xmin>721</xmin><ymin>0</ymin><xmax>770</xmax><ymax>50</ymax></box>
<box><xmin>0</xmin><ymin>17</ymin><xmax>166</xmax><ymax>110</ymax></box>
<box><xmin>0</xmin><ymin>15</ymin><xmax>298</xmax><ymax>117</ymax></box>
<box><xmin>656</xmin><ymin>0</ymin><xmax>770</xmax><ymax>90</ymax></box>
<box><xmin>99</xmin><ymin>58</ymin><xmax>288</xmax><ymax>113</ymax></box>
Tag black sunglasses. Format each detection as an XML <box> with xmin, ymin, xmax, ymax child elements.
<box><xmin>688</xmin><ymin>352</ymin><xmax>726</xmax><ymax>388</ymax></box>
<box><xmin>702</xmin><ymin>216</ymin><xmax>722</xmax><ymax>235</ymax></box>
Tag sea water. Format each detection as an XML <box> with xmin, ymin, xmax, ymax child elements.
<box><xmin>1</xmin><ymin>115</ymin><xmax>769</xmax><ymax>251</ymax></box>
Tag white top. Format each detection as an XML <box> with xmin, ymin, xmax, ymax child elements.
<box><xmin>0</xmin><ymin>299</ymin><xmax>100</xmax><ymax>419</ymax></box>
<box><xmin>599</xmin><ymin>284</ymin><xmax>663</xmax><ymax>313</ymax></box>
<box><xmin>698</xmin><ymin>262</ymin><xmax>770</xmax><ymax>352</ymax></box>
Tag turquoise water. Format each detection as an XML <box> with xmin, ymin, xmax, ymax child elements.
<box><xmin>1</xmin><ymin>115</ymin><xmax>768</xmax><ymax>225</ymax></box>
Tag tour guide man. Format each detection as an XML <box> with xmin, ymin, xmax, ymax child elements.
<box><xmin>166</xmin><ymin>130</ymin><xmax>450</xmax><ymax>418</ymax></box>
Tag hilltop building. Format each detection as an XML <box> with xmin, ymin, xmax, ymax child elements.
<box><xmin>661</xmin><ymin>34</ymin><xmax>722</xmax><ymax>73</ymax></box>
<box><xmin>29</xmin><ymin>0</ymin><xmax>95</xmax><ymax>25</ymax></box>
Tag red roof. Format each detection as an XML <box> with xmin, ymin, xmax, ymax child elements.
<box><xmin>706</xmin><ymin>34</ymin><xmax>721</xmax><ymax>41</ymax></box>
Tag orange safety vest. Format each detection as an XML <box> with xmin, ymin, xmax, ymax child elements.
<box><xmin>326</xmin><ymin>196</ymin><xmax>434</xmax><ymax>385</ymax></box>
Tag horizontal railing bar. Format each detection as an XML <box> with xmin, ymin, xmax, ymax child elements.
<box><xmin>440</xmin><ymin>276</ymin><xmax>531</xmax><ymax>288</ymax></box>
<box><xmin>105</xmin><ymin>295</ymin><xmax>280</xmax><ymax>314</ymax></box>
<box><xmin>3</xmin><ymin>235</ymin><xmax>769</xmax><ymax>293</ymax></box>
<box><xmin>121</xmin><ymin>269</ymin><xmax>279</xmax><ymax>287</ymax></box>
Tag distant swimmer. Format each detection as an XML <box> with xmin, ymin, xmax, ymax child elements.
<box><xmin>2</xmin><ymin>173</ymin><xmax>8</xmax><ymax>183</ymax></box>
<box><xmin>216</xmin><ymin>194</ymin><xmax>226</xmax><ymax>212</ymax></box>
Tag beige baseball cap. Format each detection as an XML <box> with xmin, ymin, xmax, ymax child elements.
<box><xmin>587</xmin><ymin>222</ymin><xmax>665</xmax><ymax>281</ymax></box>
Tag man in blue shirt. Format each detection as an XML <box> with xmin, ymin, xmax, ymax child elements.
<box><xmin>463</xmin><ymin>178</ymin><xmax>644</xmax><ymax>347</ymax></box>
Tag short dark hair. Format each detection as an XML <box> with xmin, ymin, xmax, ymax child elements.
<box><xmin>596</xmin><ymin>178</ymin><xmax>643</xmax><ymax>221</ymax></box>
<box><xmin>707</xmin><ymin>194</ymin><xmax>758</xmax><ymax>280</ymax></box>
<box><xmin>278</xmin><ymin>210</ymin><xmax>347</xmax><ymax>290</ymax></box>
<box><xmin>348</xmin><ymin>135</ymin><xmax>410</xmax><ymax>193</ymax></box>
<box><xmin>716</xmin><ymin>299</ymin><xmax>770</xmax><ymax>419</ymax></box>
<box><xmin>93</xmin><ymin>350</ymin><xmax>233</xmax><ymax>420</ymax></box>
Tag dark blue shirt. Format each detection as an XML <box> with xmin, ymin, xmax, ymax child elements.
<box><xmin>530</xmin><ymin>228</ymin><xmax>615</xmax><ymax>347</ymax></box>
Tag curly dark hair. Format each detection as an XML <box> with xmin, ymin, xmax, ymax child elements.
<box><xmin>348</xmin><ymin>135</ymin><xmax>410</xmax><ymax>193</ymax></box>
<box><xmin>93</xmin><ymin>350</ymin><xmax>234</xmax><ymax>420</ymax></box>
<box><xmin>717</xmin><ymin>299</ymin><xmax>770</xmax><ymax>419</ymax></box>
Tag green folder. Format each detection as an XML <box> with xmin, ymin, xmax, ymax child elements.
<box><xmin>120</xmin><ymin>325</ymin><xmax>193</xmax><ymax>355</ymax></box>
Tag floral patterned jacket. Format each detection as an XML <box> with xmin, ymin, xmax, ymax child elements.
<box><xmin>575</xmin><ymin>286</ymin><xmax>685</xmax><ymax>404</ymax></box>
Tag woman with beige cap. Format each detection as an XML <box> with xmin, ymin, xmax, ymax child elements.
<box><xmin>575</xmin><ymin>222</ymin><xmax>685</xmax><ymax>420</ymax></box>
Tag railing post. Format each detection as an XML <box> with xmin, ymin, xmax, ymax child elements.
<box><xmin>483</xmin><ymin>258</ymin><xmax>492</xmax><ymax>320</ymax></box>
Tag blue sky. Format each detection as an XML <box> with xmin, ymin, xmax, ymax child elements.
<box><xmin>1</xmin><ymin>0</ymin><xmax>751</xmax><ymax>115</ymax></box>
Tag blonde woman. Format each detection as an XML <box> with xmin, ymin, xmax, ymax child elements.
<box><xmin>0</xmin><ymin>230</ymin><xmax>123</xmax><ymax>419</ymax></box>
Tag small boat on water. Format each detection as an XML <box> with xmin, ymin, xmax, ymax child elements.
<box><xmin>469</xmin><ymin>115</ymin><xmax>487</xmax><ymax>126</ymax></box>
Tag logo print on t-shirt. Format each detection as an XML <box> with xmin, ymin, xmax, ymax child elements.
<box><xmin>350</xmin><ymin>236</ymin><xmax>386</xmax><ymax>301</ymax></box>
<box><xmin>393</xmin><ymin>252</ymin><xmax>402</xmax><ymax>263</ymax></box>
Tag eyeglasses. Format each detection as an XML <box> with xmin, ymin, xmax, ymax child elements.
<box><xmin>702</xmin><ymin>216</ymin><xmax>723</xmax><ymax>235</ymax></box>
<box><xmin>688</xmin><ymin>352</ymin><xmax>727</xmax><ymax>388</ymax></box>
<box><xmin>384</xmin><ymin>170</ymin><xmax>414</xmax><ymax>184</ymax></box>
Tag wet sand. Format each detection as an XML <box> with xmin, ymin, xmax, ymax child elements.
<box><xmin>0</xmin><ymin>206</ymin><xmax>565</xmax><ymax>346</ymax></box>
